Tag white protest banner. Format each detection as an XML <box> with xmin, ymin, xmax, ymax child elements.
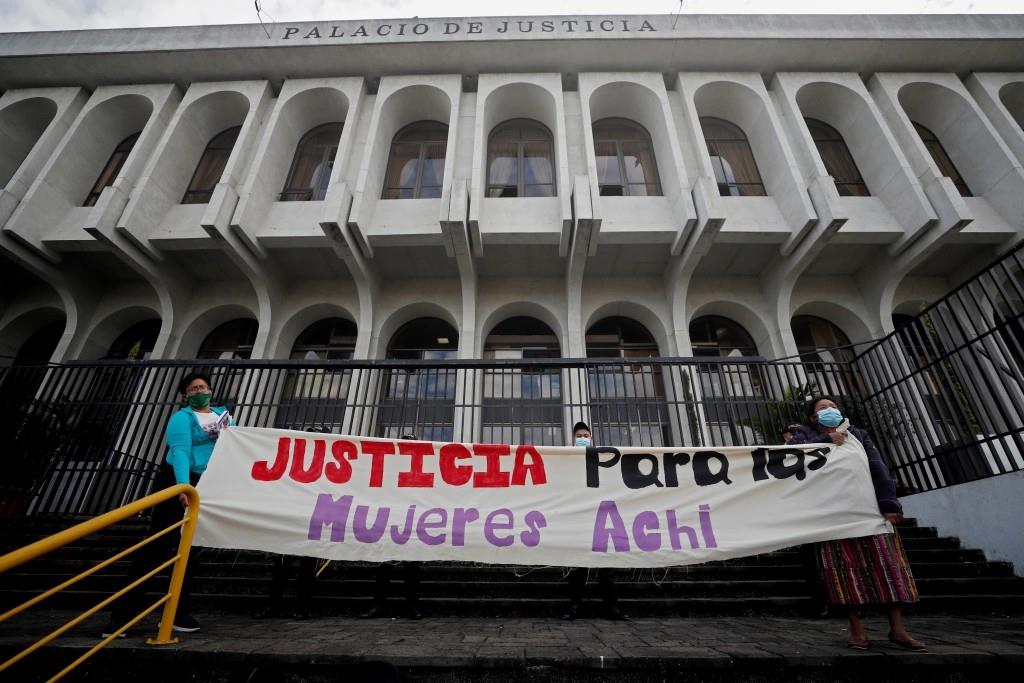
<box><xmin>193</xmin><ymin>427</ymin><xmax>889</xmax><ymax>568</ymax></box>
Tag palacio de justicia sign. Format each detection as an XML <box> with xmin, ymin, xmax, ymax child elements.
<box><xmin>280</xmin><ymin>17</ymin><xmax>659</xmax><ymax>42</ymax></box>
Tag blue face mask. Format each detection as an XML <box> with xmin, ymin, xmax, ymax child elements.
<box><xmin>574</xmin><ymin>437</ymin><xmax>592</xmax><ymax>447</ymax></box>
<box><xmin>816</xmin><ymin>407</ymin><xmax>844</xmax><ymax>428</ymax></box>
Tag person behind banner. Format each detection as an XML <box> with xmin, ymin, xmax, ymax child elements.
<box><xmin>782</xmin><ymin>422</ymin><xmax>829</xmax><ymax>618</ymax></box>
<box><xmin>787</xmin><ymin>396</ymin><xmax>926</xmax><ymax>652</ymax></box>
<box><xmin>562</xmin><ymin>421</ymin><xmax>628</xmax><ymax>621</ymax></box>
<box><xmin>255</xmin><ymin>425</ymin><xmax>332</xmax><ymax>621</ymax></box>
<box><xmin>102</xmin><ymin>372</ymin><xmax>233</xmax><ymax>638</ymax></box>
<box><xmin>360</xmin><ymin>434</ymin><xmax>423</xmax><ymax>620</ymax></box>
<box><xmin>782</xmin><ymin>423</ymin><xmax>802</xmax><ymax>443</ymax></box>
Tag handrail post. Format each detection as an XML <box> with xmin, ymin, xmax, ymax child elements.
<box><xmin>146</xmin><ymin>487</ymin><xmax>200</xmax><ymax>646</ymax></box>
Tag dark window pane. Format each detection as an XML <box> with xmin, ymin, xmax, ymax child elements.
<box><xmin>700</xmin><ymin>117</ymin><xmax>766</xmax><ymax>197</ymax></box>
<box><xmin>913</xmin><ymin>122</ymin><xmax>972</xmax><ymax>197</ymax></box>
<box><xmin>806</xmin><ymin>118</ymin><xmax>870</xmax><ymax>197</ymax></box>
<box><xmin>83</xmin><ymin>133</ymin><xmax>140</xmax><ymax>207</ymax></box>
<box><xmin>383</xmin><ymin>121</ymin><xmax>449</xmax><ymax>199</ymax></box>
<box><xmin>595</xmin><ymin>141</ymin><xmax>622</xmax><ymax>185</ymax></box>
<box><xmin>593</xmin><ymin>118</ymin><xmax>661</xmax><ymax>197</ymax></box>
<box><xmin>280</xmin><ymin>122</ymin><xmax>343</xmax><ymax>202</ymax></box>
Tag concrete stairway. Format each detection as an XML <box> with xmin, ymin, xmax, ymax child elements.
<box><xmin>2</xmin><ymin>516</ymin><xmax>1021</xmax><ymax>618</ymax></box>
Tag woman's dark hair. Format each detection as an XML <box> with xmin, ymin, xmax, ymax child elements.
<box><xmin>177</xmin><ymin>372</ymin><xmax>213</xmax><ymax>397</ymax></box>
<box><xmin>805</xmin><ymin>395</ymin><xmax>840</xmax><ymax>421</ymax></box>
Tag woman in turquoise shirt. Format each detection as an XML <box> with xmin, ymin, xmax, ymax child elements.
<box><xmin>103</xmin><ymin>372</ymin><xmax>232</xmax><ymax>637</ymax></box>
<box><xmin>166</xmin><ymin>373</ymin><xmax>232</xmax><ymax>503</ymax></box>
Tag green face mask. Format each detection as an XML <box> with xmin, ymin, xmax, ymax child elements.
<box><xmin>187</xmin><ymin>392</ymin><xmax>212</xmax><ymax>409</ymax></box>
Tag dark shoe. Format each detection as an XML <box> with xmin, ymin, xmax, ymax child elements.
<box><xmin>602</xmin><ymin>606</ymin><xmax>629</xmax><ymax>621</ymax></box>
<box><xmin>560</xmin><ymin>604</ymin><xmax>580</xmax><ymax>621</ymax></box>
<box><xmin>291</xmin><ymin>607</ymin><xmax>312</xmax><ymax>621</ymax></box>
<box><xmin>359</xmin><ymin>605</ymin><xmax>387</xmax><ymax>619</ymax></box>
<box><xmin>171</xmin><ymin>613</ymin><xmax>201</xmax><ymax>633</ymax></box>
<box><xmin>253</xmin><ymin>606</ymin><xmax>282</xmax><ymax>619</ymax></box>
<box><xmin>888</xmin><ymin>632</ymin><xmax>928</xmax><ymax>652</ymax></box>
<box><xmin>403</xmin><ymin>605</ymin><xmax>422</xmax><ymax>620</ymax></box>
<box><xmin>100</xmin><ymin>620</ymin><xmax>128</xmax><ymax>639</ymax></box>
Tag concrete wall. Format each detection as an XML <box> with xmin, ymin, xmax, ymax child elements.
<box><xmin>902</xmin><ymin>471</ymin><xmax>1024</xmax><ymax>576</ymax></box>
<box><xmin>0</xmin><ymin>27</ymin><xmax>1021</xmax><ymax>371</ymax></box>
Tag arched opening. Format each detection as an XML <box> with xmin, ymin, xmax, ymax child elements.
<box><xmin>482</xmin><ymin>316</ymin><xmax>562</xmax><ymax>445</ymax></box>
<box><xmin>197</xmin><ymin>318</ymin><xmax>258</xmax><ymax>359</ymax></box>
<box><xmin>999</xmin><ymin>81</ymin><xmax>1024</xmax><ymax>132</ymax></box>
<box><xmin>689</xmin><ymin>315</ymin><xmax>763</xmax><ymax>444</ymax></box>
<box><xmin>12</xmin><ymin>319</ymin><xmax>65</xmax><ymax>365</ymax></box>
<box><xmin>486</xmin><ymin>119</ymin><xmax>555</xmax><ymax>198</ymax></box>
<box><xmin>83</xmin><ymin>132</ymin><xmax>140</xmax><ymax>207</ymax></box>
<box><xmin>104</xmin><ymin>318</ymin><xmax>161</xmax><ymax>360</ymax></box>
<box><xmin>382</xmin><ymin>121</ymin><xmax>448</xmax><ymax>200</ymax></box>
<box><xmin>585</xmin><ymin>316</ymin><xmax>668</xmax><ymax>447</ymax></box>
<box><xmin>276</xmin><ymin>317</ymin><xmax>358</xmax><ymax>431</ymax></box>
<box><xmin>181</xmin><ymin>126</ymin><xmax>242</xmax><ymax>204</ymax></box>
<box><xmin>280</xmin><ymin>122</ymin><xmax>344</xmax><ymax>202</ymax></box>
<box><xmin>791</xmin><ymin>314</ymin><xmax>858</xmax><ymax>398</ymax></box>
<box><xmin>689</xmin><ymin>315</ymin><xmax>758</xmax><ymax>358</ymax></box>
<box><xmin>0</xmin><ymin>97</ymin><xmax>58</xmax><ymax>189</ymax></box>
<box><xmin>791</xmin><ymin>315</ymin><xmax>853</xmax><ymax>364</ymax></box>
<box><xmin>592</xmin><ymin>118</ymin><xmax>661</xmax><ymax>197</ymax></box>
<box><xmin>377</xmin><ymin>317</ymin><xmax>458</xmax><ymax>441</ymax></box>
<box><xmin>193</xmin><ymin>317</ymin><xmax>259</xmax><ymax>411</ymax></box>
<box><xmin>805</xmin><ymin>118</ymin><xmax>870</xmax><ymax>197</ymax></box>
<box><xmin>1</xmin><ymin>318</ymin><xmax>65</xmax><ymax>397</ymax></box>
<box><xmin>1</xmin><ymin>317</ymin><xmax>65</xmax><ymax>514</ymax></box>
<box><xmin>699</xmin><ymin>117</ymin><xmax>765</xmax><ymax>197</ymax></box>
<box><xmin>912</xmin><ymin>122</ymin><xmax>972</xmax><ymax>197</ymax></box>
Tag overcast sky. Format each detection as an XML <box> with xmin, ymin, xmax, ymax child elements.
<box><xmin>0</xmin><ymin>0</ymin><xmax>1020</xmax><ymax>33</ymax></box>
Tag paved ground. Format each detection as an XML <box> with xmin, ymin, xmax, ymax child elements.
<box><xmin>2</xmin><ymin>610</ymin><xmax>1023</xmax><ymax>681</ymax></box>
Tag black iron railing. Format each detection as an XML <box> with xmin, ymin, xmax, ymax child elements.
<box><xmin>850</xmin><ymin>242</ymin><xmax>1024</xmax><ymax>493</ymax></box>
<box><xmin>0</xmin><ymin>243</ymin><xmax>1021</xmax><ymax>516</ymax></box>
<box><xmin>0</xmin><ymin>355</ymin><xmax>858</xmax><ymax>516</ymax></box>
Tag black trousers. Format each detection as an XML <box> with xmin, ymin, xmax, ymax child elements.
<box><xmin>265</xmin><ymin>555</ymin><xmax>318</xmax><ymax>611</ymax></box>
<box><xmin>110</xmin><ymin>465</ymin><xmax>202</xmax><ymax>624</ymax></box>
<box><xmin>372</xmin><ymin>561</ymin><xmax>421</xmax><ymax>605</ymax></box>
<box><xmin>567</xmin><ymin>567</ymin><xmax>617</xmax><ymax>607</ymax></box>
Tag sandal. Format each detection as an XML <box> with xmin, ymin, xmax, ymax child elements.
<box><xmin>888</xmin><ymin>632</ymin><xmax>928</xmax><ymax>652</ymax></box>
<box><xmin>846</xmin><ymin>637</ymin><xmax>870</xmax><ymax>650</ymax></box>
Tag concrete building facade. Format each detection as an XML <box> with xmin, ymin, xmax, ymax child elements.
<box><xmin>1</xmin><ymin>14</ymin><xmax>1022</xmax><ymax>372</ymax></box>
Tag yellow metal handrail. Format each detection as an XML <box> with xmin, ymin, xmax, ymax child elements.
<box><xmin>0</xmin><ymin>484</ymin><xmax>200</xmax><ymax>682</ymax></box>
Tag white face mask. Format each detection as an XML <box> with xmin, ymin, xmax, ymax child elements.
<box><xmin>574</xmin><ymin>436</ymin><xmax>592</xmax><ymax>447</ymax></box>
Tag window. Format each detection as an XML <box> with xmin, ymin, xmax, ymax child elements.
<box><xmin>486</xmin><ymin>119</ymin><xmax>555</xmax><ymax>198</ymax></box>
<box><xmin>197</xmin><ymin>319</ymin><xmax>258</xmax><ymax>359</ymax></box>
<box><xmin>805</xmin><ymin>118</ymin><xmax>870</xmax><ymax>197</ymax></box>
<box><xmin>585</xmin><ymin>316</ymin><xmax>668</xmax><ymax>447</ymax></box>
<box><xmin>276</xmin><ymin>318</ymin><xmax>357</xmax><ymax>432</ymax></box>
<box><xmin>592</xmin><ymin>118</ymin><xmax>661</xmax><ymax>197</ymax></box>
<box><xmin>83</xmin><ymin>132</ymin><xmax>140</xmax><ymax>207</ymax></box>
<box><xmin>280</xmin><ymin>123</ymin><xmax>344</xmax><ymax>202</ymax></box>
<box><xmin>699</xmin><ymin>117</ymin><xmax>766</xmax><ymax>197</ymax></box>
<box><xmin>182</xmin><ymin>126</ymin><xmax>241</xmax><ymax>204</ymax></box>
<box><xmin>104</xmin><ymin>319</ymin><xmax>161</xmax><ymax>360</ymax></box>
<box><xmin>689</xmin><ymin>315</ymin><xmax>758</xmax><ymax>358</ymax></box>
<box><xmin>382</xmin><ymin>121</ymin><xmax>448</xmax><ymax>199</ymax></box>
<box><xmin>289</xmin><ymin>318</ymin><xmax>357</xmax><ymax>361</ymax></box>
<box><xmin>791</xmin><ymin>315</ymin><xmax>857</xmax><ymax>396</ymax></box>
<box><xmin>377</xmin><ymin>317</ymin><xmax>458</xmax><ymax>441</ymax></box>
<box><xmin>482</xmin><ymin>317</ymin><xmax>562</xmax><ymax>446</ymax></box>
<box><xmin>913</xmin><ymin>122</ymin><xmax>972</xmax><ymax>197</ymax></box>
<box><xmin>791</xmin><ymin>315</ymin><xmax>853</xmax><ymax>364</ymax></box>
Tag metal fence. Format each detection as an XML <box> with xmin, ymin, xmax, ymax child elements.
<box><xmin>0</xmin><ymin>243</ymin><xmax>1021</xmax><ymax>517</ymax></box>
<box><xmin>0</xmin><ymin>355</ymin><xmax>860</xmax><ymax>516</ymax></box>
<box><xmin>851</xmin><ymin>243</ymin><xmax>1024</xmax><ymax>494</ymax></box>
